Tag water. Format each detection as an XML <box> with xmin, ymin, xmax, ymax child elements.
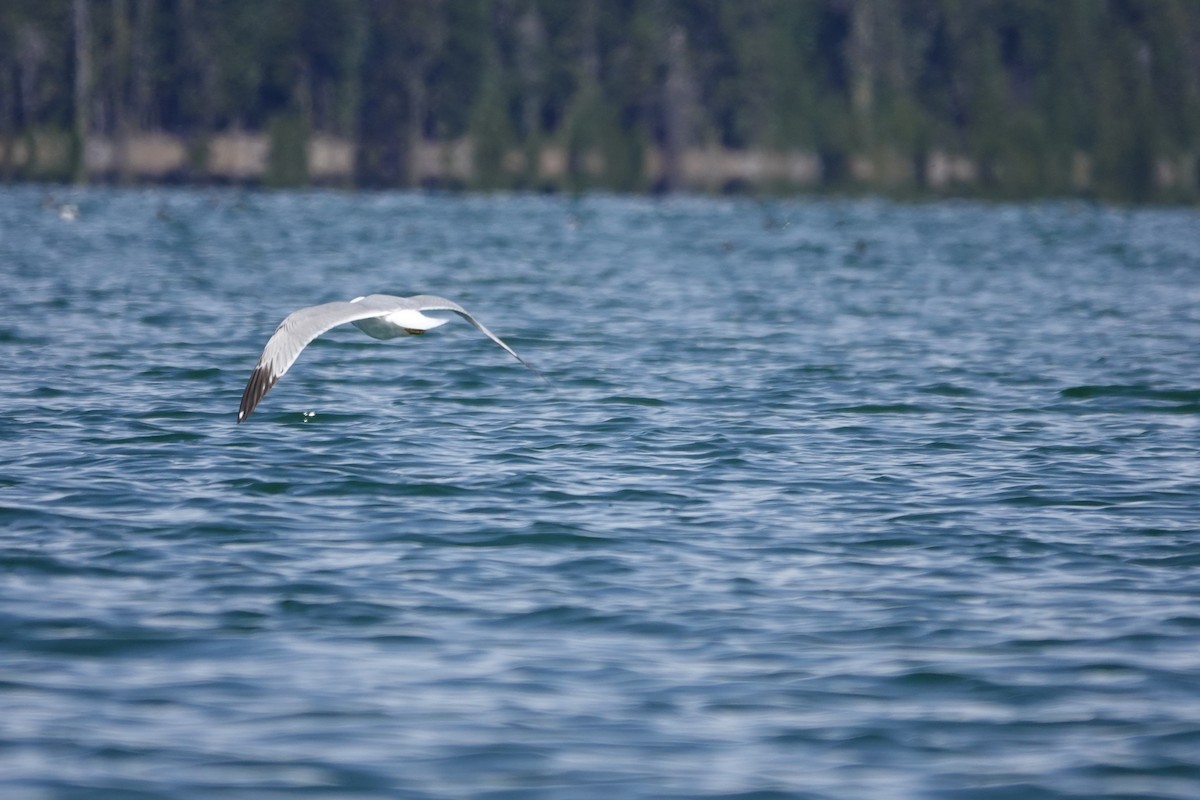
<box><xmin>2</xmin><ymin>187</ymin><xmax>1199</xmax><ymax>800</ymax></box>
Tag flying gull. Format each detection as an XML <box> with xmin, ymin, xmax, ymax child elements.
<box><xmin>238</xmin><ymin>294</ymin><xmax>544</xmax><ymax>422</ymax></box>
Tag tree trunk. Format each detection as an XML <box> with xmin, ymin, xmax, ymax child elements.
<box><xmin>132</xmin><ymin>0</ymin><xmax>154</xmax><ymax>130</ymax></box>
<box><xmin>660</xmin><ymin>24</ymin><xmax>697</xmax><ymax>191</ymax></box>
<box><xmin>113</xmin><ymin>0</ymin><xmax>132</xmax><ymax>183</ymax></box>
<box><xmin>73</xmin><ymin>0</ymin><xmax>92</xmax><ymax>184</ymax></box>
<box><xmin>849</xmin><ymin>0</ymin><xmax>876</xmax><ymax>148</ymax></box>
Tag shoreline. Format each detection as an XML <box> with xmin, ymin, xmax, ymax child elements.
<box><xmin>5</xmin><ymin>129</ymin><xmax>1195</xmax><ymax>201</ymax></box>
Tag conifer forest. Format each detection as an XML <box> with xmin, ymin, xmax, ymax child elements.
<box><xmin>3</xmin><ymin>0</ymin><xmax>1199</xmax><ymax>201</ymax></box>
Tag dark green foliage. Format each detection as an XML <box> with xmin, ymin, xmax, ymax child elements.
<box><xmin>469</xmin><ymin>64</ymin><xmax>516</xmax><ymax>190</ymax></box>
<box><xmin>2</xmin><ymin>0</ymin><xmax>1200</xmax><ymax>201</ymax></box>
<box><xmin>265</xmin><ymin>112</ymin><xmax>309</xmax><ymax>188</ymax></box>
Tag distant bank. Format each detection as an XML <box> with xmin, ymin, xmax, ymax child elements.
<box><xmin>4</xmin><ymin>128</ymin><xmax>1196</xmax><ymax>201</ymax></box>
<box><xmin>7</xmin><ymin>2</ymin><xmax>1200</xmax><ymax>203</ymax></box>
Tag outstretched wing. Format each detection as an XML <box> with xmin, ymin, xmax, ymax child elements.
<box><xmin>238</xmin><ymin>300</ymin><xmax>393</xmax><ymax>423</ymax></box>
<box><xmin>238</xmin><ymin>294</ymin><xmax>551</xmax><ymax>423</ymax></box>
<box><xmin>405</xmin><ymin>294</ymin><xmax>550</xmax><ymax>384</ymax></box>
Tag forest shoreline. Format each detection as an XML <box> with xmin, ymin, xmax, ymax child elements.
<box><xmin>5</xmin><ymin>128</ymin><xmax>1197</xmax><ymax>201</ymax></box>
<box><xmin>7</xmin><ymin>2</ymin><xmax>1200</xmax><ymax>203</ymax></box>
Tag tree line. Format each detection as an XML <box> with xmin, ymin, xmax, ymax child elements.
<box><xmin>2</xmin><ymin>0</ymin><xmax>1199</xmax><ymax>201</ymax></box>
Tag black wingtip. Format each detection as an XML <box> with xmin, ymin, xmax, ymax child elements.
<box><xmin>238</xmin><ymin>365</ymin><xmax>277</xmax><ymax>424</ymax></box>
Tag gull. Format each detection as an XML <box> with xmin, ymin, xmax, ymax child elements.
<box><xmin>238</xmin><ymin>294</ymin><xmax>545</xmax><ymax>423</ymax></box>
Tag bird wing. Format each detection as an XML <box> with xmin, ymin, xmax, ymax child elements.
<box><xmin>402</xmin><ymin>294</ymin><xmax>550</xmax><ymax>384</ymax></box>
<box><xmin>238</xmin><ymin>294</ymin><xmax>550</xmax><ymax>423</ymax></box>
<box><xmin>238</xmin><ymin>300</ymin><xmax>395</xmax><ymax>423</ymax></box>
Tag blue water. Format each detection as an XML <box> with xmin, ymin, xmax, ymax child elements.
<box><xmin>2</xmin><ymin>187</ymin><xmax>1200</xmax><ymax>799</ymax></box>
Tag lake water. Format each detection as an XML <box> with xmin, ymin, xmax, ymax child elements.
<box><xmin>2</xmin><ymin>186</ymin><xmax>1199</xmax><ymax>799</ymax></box>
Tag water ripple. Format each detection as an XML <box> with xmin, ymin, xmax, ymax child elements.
<box><xmin>1</xmin><ymin>189</ymin><xmax>1199</xmax><ymax>798</ymax></box>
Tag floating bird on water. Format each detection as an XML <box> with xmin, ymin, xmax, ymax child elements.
<box><xmin>238</xmin><ymin>294</ymin><xmax>545</xmax><ymax>423</ymax></box>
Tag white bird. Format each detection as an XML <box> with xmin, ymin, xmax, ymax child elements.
<box><xmin>238</xmin><ymin>294</ymin><xmax>545</xmax><ymax>423</ymax></box>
